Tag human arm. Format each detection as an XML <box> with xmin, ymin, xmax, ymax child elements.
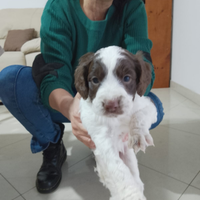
<box><xmin>34</xmin><ymin>1</ymin><xmax>95</xmax><ymax>148</ymax></box>
<box><xmin>49</xmin><ymin>89</ymin><xmax>95</xmax><ymax>149</ymax></box>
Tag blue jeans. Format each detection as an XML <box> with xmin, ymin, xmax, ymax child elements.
<box><xmin>0</xmin><ymin>65</ymin><xmax>164</xmax><ymax>153</ymax></box>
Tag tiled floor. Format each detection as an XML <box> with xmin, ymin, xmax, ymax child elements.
<box><xmin>0</xmin><ymin>88</ymin><xmax>200</xmax><ymax>200</ymax></box>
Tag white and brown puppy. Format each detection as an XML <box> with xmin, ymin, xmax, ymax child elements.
<box><xmin>74</xmin><ymin>46</ymin><xmax>157</xmax><ymax>200</ymax></box>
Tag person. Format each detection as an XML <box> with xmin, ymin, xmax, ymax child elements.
<box><xmin>0</xmin><ymin>0</ymin><xmax>164</xmax><ymax>194</ymax></box>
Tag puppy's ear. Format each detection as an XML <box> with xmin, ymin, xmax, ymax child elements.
<box><xmin>135</xmin><ymin>51</ymin><xmax>152</xmax><ymax>96</ymax></box>
<box><xmin>74</xmin><ymin>52</ymin><xmax>94</xmax><ymax>99</ymax></box>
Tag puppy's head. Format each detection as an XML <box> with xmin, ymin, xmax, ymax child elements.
<box><xmin>74</xmin><ymin>46</ymin><xmax>151</xmax><ymax>116</ymax></box>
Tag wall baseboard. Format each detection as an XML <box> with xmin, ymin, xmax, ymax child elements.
<box><xmin>170</xmin><ymin>81</ymin><xmax>200</xmax><ymax>107</ymax></box>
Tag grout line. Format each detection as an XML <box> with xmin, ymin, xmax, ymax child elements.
<box><xmin>138</xmin><ymin>164</ymin><xmax>192</xmax><ymax>200</ymax></box>
<box><xmin>21</xmin><ymin>196</ymin><xmax>26</xmax><ymax>200</ymax></box>
<box><xmin>12</xmin><ymin>195</ymin><xmax>21</xmax><ymax>200</ymax></box>
<box><xmin>188</xmin><ymin>171</ymin><xmax>200</xmax><ymax>186</ymax></box>
<box><xmin>12</xmin><ymin>195</ymin><xmax>26</xmax><ymax>200</ymax></box>
<box><xmin>160</xmin><ymin>99</ymin><xmax>187</xmax><ymax>115</ymax></box>
<box><xmin>21</xmin><ymin>154</ymin><xmax>93</xmax><ymax>196</ymax></box>
<box><xmin>189</xmin><ymin>185</ymin><xmax>200</xmax><ymax>191</ymax></box>
<box><xmin>171</xmin><ymin>92</ymin><xmax>189</xmax><ymax>104</ymax></box>
<box><xmin>177</xmin><ymin>171</ymin><xmax>200</xmax><ymax>200</ymax></box>
<box><xmin>138</xmin><ymin>163</ymin><xmax>189</xmax><ymax>185</ymax></box>
<box><xmin>161</xmin><ymin>124</ymin><xmax>200</xmax><ymax>137</ymax></box>
<box><xmin>21</xmin><ymin>186</ymin><xmax>36</xmax><ymax>196</ymax></box>
<box><xmin>67</xmin><ymin>153</ymin><xmax>93</xmax><ymax>169</ymax></box>
<box><xmin>0</xmin><ymin>135</ymin><xmax>30</xmax><ymax>150</ymax></box>
<box><xmin>170</xmin><ymin>87</ymin><xmax>200</xmax><ymax>108</ymax></box>
<box><xmin>0</xmin><ymin>173</ymin><xmax>21</xmax><ymax>195</ymax></box>
<box><xmin>177</xmin><ymin>185</ymin><xmax>190</xmax><ymax>200</ymax></box>
<box><xmin>0</xmin><ymin>115</ymin><xmax>15</xmax><ymax>123</ymax></box>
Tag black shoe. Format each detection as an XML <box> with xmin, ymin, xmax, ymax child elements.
<box><xmin>36</xmin><ymin>124</ymin><xmax>67</xmax><ymax>193</ymax></box>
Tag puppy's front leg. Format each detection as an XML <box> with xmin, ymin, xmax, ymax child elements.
<box><xmin>90</xmin><ymin>127</ymin><xmax>145</xmax><ymax>200</ymax></box>
<box><xmin>119</xmin><ymin>147</ymin><xmax>144</xmax><ymax>192</ymax></box>
<box><xmin>129</xmin><ymin>99</ymin><xmax>157</xmax><ymax>153</ymax></box>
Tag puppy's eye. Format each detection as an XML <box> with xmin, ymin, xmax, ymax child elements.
<box><xmin>92</xmin><ymin>77</ymin><xmax>99</xmax><ymax>84</ymax></box>
<box><xmin>123</xmin><ymin>76</ymin><xmax>131</xmax><ymax>82</ymax></box>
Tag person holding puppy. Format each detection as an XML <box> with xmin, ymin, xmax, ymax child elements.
<box><xmin>0</xmin><ymin>0</ymin><xmax>164</xmax><ymax>194</ymax></box>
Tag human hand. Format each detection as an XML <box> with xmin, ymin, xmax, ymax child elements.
<box><xmin>69</xmin><ymin>93</ymin><xmax>96</xmax><ymax>149</ymax></box>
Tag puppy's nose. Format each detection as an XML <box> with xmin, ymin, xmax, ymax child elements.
<box><xmin>103</xmin><ymin>99</ymin><xmax>120</xmax><ymax>113</ymax></box>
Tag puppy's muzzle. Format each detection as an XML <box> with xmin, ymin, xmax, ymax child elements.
<box><xmin>102</xmin><ymin>97</ymin><xmax>123</xmax><ymax>115</ymax></box>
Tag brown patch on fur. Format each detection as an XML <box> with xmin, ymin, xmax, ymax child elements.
<box><xmin>115</xmin><ymin>50</ymin><xmax>151</xmax><ymax>99</ymax></box>
<box><xmin>74</xmin><ymin>53</ymin><xmax>108</xmax><ymax>100</ymax></box>
<box><xmin>135</xmin><ymin>51</ymin><xmax>152</xmax><ymax>96</ymax></box>
<box><xmin>87</xmin><ymin>61</ymin><xmax>108</xmax><ymax>100</ymax></box>
<box><xmin>75</xmin><ymin>49</ymin><xmax>151</xmax><ymax>101</ymax></box>
<box><xmin>74</xmin><ymin>52</ymin><xmax>94</xmax><ymax>99</ymax></box>
<box><xmin>114</xmin><ymin>58</ymin><xmax>138</xmax><ymax>99</ymax></box>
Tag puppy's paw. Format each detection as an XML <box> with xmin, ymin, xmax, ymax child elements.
<box><xmin>128</xmin><ymin>129</ymin><xmax>154</xmax><ymax>153</ymax></box>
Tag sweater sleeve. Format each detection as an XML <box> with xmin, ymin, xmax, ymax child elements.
<box><xmin>121</xmin><ymin>0</ymin><xmax>155</xmax><ymax>95</ymax></box>
<box><xmin>39</xmin><ymin>3</ymin><xmax>74</xmax><ymax>108</ymax></box>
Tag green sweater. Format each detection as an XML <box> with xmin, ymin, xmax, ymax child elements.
<box><xmin>40</xmin><ymin>0</ymin><xmax>155</xmax><ymax>108</ymax></box>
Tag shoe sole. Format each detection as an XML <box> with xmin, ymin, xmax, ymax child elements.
<box><xmin>36</xmin><ymin>152</ymin><xmax>67</xmax><ymax>194</ymax></box>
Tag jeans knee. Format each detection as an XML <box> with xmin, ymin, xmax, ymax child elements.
<box><xmin>148</xmin><ymin>92</ymin><xmax>164</xmax><ymax>129</ymax></box>
<box><xmin>0</xmin><ymin>65</ymin><xmax>25</xmax><ymax>101</ymax></box>
<box><xmin>156</xmin><ymin>102</ymin><xmax>164</xmax><ymax>124</ymax></box>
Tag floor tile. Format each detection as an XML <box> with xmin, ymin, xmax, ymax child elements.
<box><xmin>0</xmin><ymin>106</ymin><xmax>29</xmax><ymax>149</ymax></box>
<box><xmin>0</xmin><ymin>137</ymin><xmax>42</xmax><ymax>194</ymax></box>
<box><xmin>13</xmin><ymin>196</ymin><xmax>25</xmax><ymax>200</ymax></box>
<box><xmin>63</xmin><ymin>130</ymin><xmax>92</xmax><ymax>168</ymax></box>
<box><xmin>0</xmin><ymin>133</ymin><xmax>29</xmax><ymax>150</ymax></box>
<box><xmin>191</xmin><ymin>172</ymin><xmax>200</xmax><ymax>189</ymax></box>
<box><xmin>139</xmin><ymin>165</ymin><xmax>187</xmax><ymax>200</ymax></box>
<box><xmin>0</xmin><ymin>174</ymin><xmax>19</xmax><ymax>200</ymax></box>
<box><xmin>0</xmin><ymin>106</ymin><xmax>28</xmax><ymax>135</ymax></box>
<box><xmin>179</xmin><ymin>186</ymin><xmax>200</xmax><ymax>200</ymax></box>
<box><xmin>137</xmin><ymin>125</ymin><xmax>200</xmax><ymax>184</ymax></box>
<box><xmin>23</xmin><ymin>156</ymin><xmax>188</xmax><ymax>200</ymax></box>
<box><xmin>23</xmin><ymin>155</ymin><xmax>110</xmax><ymax>200</ymax></box>
<box><xmin>0</xmin><ymin>132</ymin><xmax>91</xmax><ymax>194</ymax></box>
<box><xmin>0</xmin><ymin>106</ymin><xmax>27</xmax><ymax>134</ymax></box>
<box><xmin>0</xmin><ymin>105</ymin><xmax>11</xmax><ymax>121</ymax></box>
<box><xmin>151</xmin><ymin>88</ymin><xmax>187</xmax><ymax>112</ymax></box>
<box><xmin>161</xmin><ymin>101</ymin><xmax>200</xmax><ymax>136</ymax></box>
<box><xmin>181</xmin><ymin>99</ymin><xmax>200</xmax><ymax>118</ymax></box>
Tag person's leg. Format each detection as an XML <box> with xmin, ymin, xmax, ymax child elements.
<box><xmin>0</xmin><ymin>65</ymin><xmax>69</xmax><ymax>152</ymax></box>
<box><xmin>0</xmin><ymin>65</ymin><xmax>69</xmax><ymax>193</ymax></box>
<box><xmin>147</xmin><ymin>92</ymin><xmax>164</xmax><ymax>130</ymax></box>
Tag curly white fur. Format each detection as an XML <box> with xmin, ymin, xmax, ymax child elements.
<box><xmin>78</xmin><ymin>46</ymin><xmax>157</xmax><ymax>200</ymax></box>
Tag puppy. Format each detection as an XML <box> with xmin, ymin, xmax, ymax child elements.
<box><xmin>74</xmin><ymin>46</ymin><xmax>157</xmax><ymax>200</ymax></box>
